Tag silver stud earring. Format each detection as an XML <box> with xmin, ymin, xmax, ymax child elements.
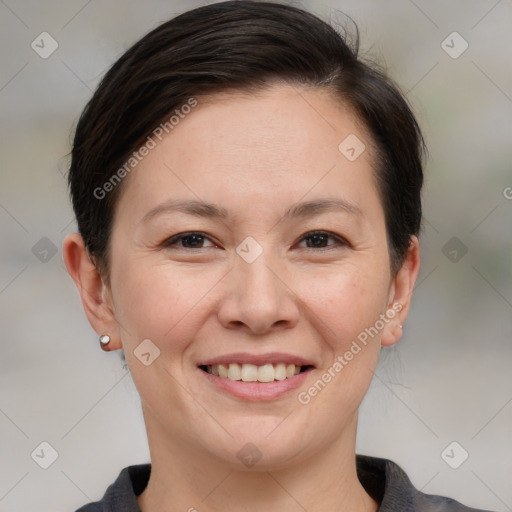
<box><xmin>99</xmin><ymin>335</ymin><xmax>111</xmax><ymax>346</ymax></box>
<box><xmin>399</xmin><ymin>325</ymin><xmax>403</xmax><ymax>329</ymax></box>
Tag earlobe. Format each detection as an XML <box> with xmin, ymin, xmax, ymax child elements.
<box><xmin>381</xmin><ymin>236</ymin><xmax>421</xmax><ymax>347</ymax></box>
<box><xmin>62</xmin><ymin>232</ymin><xmax>122</xmax><ymax>350</ymax></box>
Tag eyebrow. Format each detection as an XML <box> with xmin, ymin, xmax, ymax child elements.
<box><xmin>140</xmin><ymin>197</ymin><xmax>362</xmax><ymax>225</ymax></box>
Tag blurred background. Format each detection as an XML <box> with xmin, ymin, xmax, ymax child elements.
<box><xmin>1</xmin><ymin>1</ymin><xmax>511</xmax><ymax>511</ymax></box>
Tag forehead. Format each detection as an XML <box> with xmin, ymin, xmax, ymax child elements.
<box><xmin>113</xmin><ymin>84</ymin><xmax>380</xmax><ymax>226</ymax></box>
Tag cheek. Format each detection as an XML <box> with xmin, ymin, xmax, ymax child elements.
<box><xmin>299</xmin><ymin>259</ymin><xmax>390</xmax><ymax>345</ymax></box>
<box><xmin>112</xmin><ymin>264</ymin><xmax>211</xmax><ymax>414</ymax></box>
<box><xmin>294</xmin><ymin>260</ymin><xmax>389</xmax><ymax>404</ymax></box>
<box><xmin>113</xmin><ymin>260</ymin><xmax>220</xmax><ymax>352</ymax></box>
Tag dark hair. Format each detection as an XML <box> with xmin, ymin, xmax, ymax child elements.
<box><xmin>68</xmin><ymin>0</ymin><xmax>424</xmax><ymax>284</ymax></box>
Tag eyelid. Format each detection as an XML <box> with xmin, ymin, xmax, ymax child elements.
<box><xmin>161</xmin><ymin>230</ymin><xmax>350</xmax><ymax>251</ymax></box>
<box><xmin>295</xmin><ymin>230</ymin><xmax>350</xmax><ymax>250</ymax></box>
<box><xmin>162</xmin><ymin>231</ymin><xmax>219</xmax><ymax>249</ymax></box>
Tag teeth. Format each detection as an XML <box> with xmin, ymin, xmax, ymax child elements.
<box><xmin>227</xmin><ymin>363</ymin><xmax>241</xmax><ymax>380</ymax></box>
<box><xmin>286</xmin><ymin>364</ymin><xmax>295</xmax><ymax>378</ymax></box>
<box><xmin>206</xmin><ymin>363</ymin><xmax>305</xmax><ymax>382</ymax></box>
<box><xmin>241</xmin><ymin>363</ymin><xmax>258</xmax><ymax>382</ymax></box>
<box><xmin>218</xmin><ymin>364</ymin><xmax>228</xmax><ymax>378</ymax></box>
<box><xmin>258</xmin><ymin>364</ymin><xmax>274</xmax><ymax>383</ymax></box>
<box><xmin>274</xmin><ymin>363</ymin><xmax>287</xmax><ymax>381</ymax></box>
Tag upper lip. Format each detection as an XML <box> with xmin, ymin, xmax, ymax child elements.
<box><xmin>198</xmin><ymin>352</ymin><xmax>316</xmax><ymax>368</ymax></box>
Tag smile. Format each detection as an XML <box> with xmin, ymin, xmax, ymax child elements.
<box><xmin>197</xmin><ymin>353</ymin><xmax>316</xmax><ymax>400</ymax></box>
<box><xmin>201</xmin><ymin>363</ymin><xmax>313</xmax><ymax>383</ymax></box>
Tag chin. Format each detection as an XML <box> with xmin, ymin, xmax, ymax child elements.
<box><xmin>199</xmin><ymin>416</ymin><xmax>317</xmax><ymax>471</ymax></box>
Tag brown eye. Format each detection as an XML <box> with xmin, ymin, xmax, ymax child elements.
<box><xmin>297</xmin><ymin>231</ymin><xmax>348</xmax><ymax>250</ymax></box>
<box><xmin>162</xmin><ymin>232</ymin><xmax>217</xmax><ymax>249</ymax></box>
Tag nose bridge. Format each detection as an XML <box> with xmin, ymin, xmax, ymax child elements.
<box><xmin>235</xmin><ymin>241</ymin><xmax>283</xmax><ymax>306</ymax></box>
<box><xmin>217</xmin><ymin>239</ymin><xmax>300</xmax><ymax>332</ymax></box>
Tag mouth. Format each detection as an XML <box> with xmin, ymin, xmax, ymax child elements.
<box><xmin>197</xmin><ymin>353</ymin><xmax>315</xmax><ymax>401</ymax></box>
<box><xmin>199</xmin><ymin>363</ymin><xmax>314</xmax><ymax>383</ymax></box>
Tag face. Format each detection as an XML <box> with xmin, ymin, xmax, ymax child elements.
<box><xmin>103</xmin><ymin>84</ymin><xmax>407</xmax><ymax>469</ymax></box>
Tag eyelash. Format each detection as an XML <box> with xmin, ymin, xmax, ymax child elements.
<box><xmin>161</xmin><ymin>230</ymin><xmax>349</xmax><ymax>251</ymax></box>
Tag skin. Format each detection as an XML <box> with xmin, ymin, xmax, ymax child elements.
<box><xmin>63</xmin><ymin>84</ymin><xmax>420</xmax><ymax>511</ymax></box>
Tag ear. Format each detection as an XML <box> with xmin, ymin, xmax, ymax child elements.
<box><xmin>380</xmin><ymin>236</ymin><xmax>420</xmax><ymax>347</ymax></box>
<box><xmin>62</xmin><ymin>232</ymin><xmax>122</xmax><ymax>351</ymax></box>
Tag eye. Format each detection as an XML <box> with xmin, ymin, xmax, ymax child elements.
<box><xmin>162</xmin><ymin>231</ymin><xmax>218</xmax><ymax>249</ymax></box>
<box><xmin>296</xmin><ymin>230</ymin><xmax>349</xmax><ymax>250</ymax></box>
<box><xmin>161</xmin><ymin>230</ymin><xmax>348</xmax><ymax>251</ymax></box>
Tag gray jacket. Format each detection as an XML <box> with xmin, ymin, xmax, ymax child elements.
<box><xmin>75</xmin><ymin>455</ymin><xmax>496</xmax><ymax>511</ymax></box>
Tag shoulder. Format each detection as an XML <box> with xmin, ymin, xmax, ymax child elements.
<box><xmin>74</xmin><ymin>463</ymin><xmax>151</xmax><ymax>512</ymax></box>
<box><xmin>356</xmin><ymin>454</ymin><xmax>496</xmax><ymax>512</ymax></box>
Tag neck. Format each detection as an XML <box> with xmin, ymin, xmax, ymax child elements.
<box><xmin>137</xmin><ymin>411</ymin><xmax>377</xmax><ymax>512</ymax></box>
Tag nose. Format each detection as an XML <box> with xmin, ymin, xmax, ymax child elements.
<box><xmin>217</xmin><ymin>251</ymin><xmax>300</xmax><ymax>335</ymax></box>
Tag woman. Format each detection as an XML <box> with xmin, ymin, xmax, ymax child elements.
<box><xmin>62</xmin><ymin>1</ymin><xmax>494</xmax><ymax>510</ymax></box>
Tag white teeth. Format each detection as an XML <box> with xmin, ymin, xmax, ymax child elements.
<box><xmin>241</xmin><ymin>363</ymin><xmax>258</xmax><ymax>382</ymax></box>
<box><xmin>258</xmin><ymin>364</ymin><xmax>275</xmax><ymax>383</ymax></box>
<box><xmin>274</xmin><ymin>363</ymin><xmax>287</xmax><ymax>381</ymax></box>
<box><xmin>227</xmin><ymin>363</ymin><xmax>241</xmax><ymax>380</ymax></box>
<box><xmin>206</xmin><ymin>363</ymin><xmax>306</xmax><ymax>382</ymax></box>
<box><xmin>218</xmin><ymin>364</ymin><xmax>228</xmax><ymax>378</ymax></box>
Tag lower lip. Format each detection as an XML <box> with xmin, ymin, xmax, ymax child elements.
<box><xmin>199</xmin><ymin>368</ymin><xmax>312</xmax><ymax>401</ymax></box>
